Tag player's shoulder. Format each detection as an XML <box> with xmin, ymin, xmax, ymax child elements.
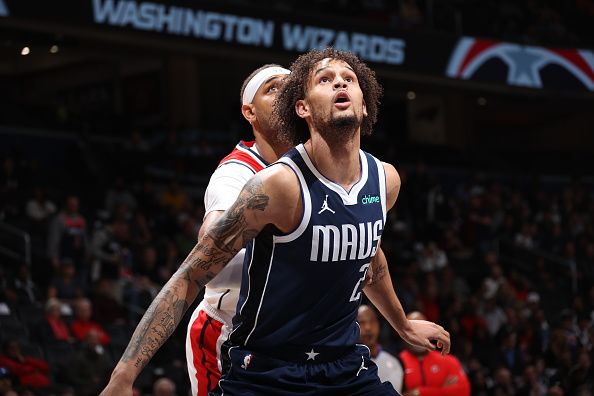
<box><xmin>215</xmin><ymin>160</ymin><xmax>257</xmax><ymax>177</ymax></box>
<box><xmin>254</xmin><ymin>162</ymin><xmax>300</xmax><ymax>197</ymax></box>
<box><xmin>380</xmin><ymin>161</ymin><xmax>401</xmax><ymax>184</ymax></box>
<box><xmin>207</xmin><ymin>161</ymin><xmax>256</xmax><ymax>190</ymax></box>
<box><xmin>219</xmin><ymin>141</ymin><xmax>267</xmax><ymax>173</ymax></box>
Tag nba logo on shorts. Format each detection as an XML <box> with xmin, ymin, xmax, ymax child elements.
<box><xmin>241</xmin><ymin>354</ymin><xmax>253</xmax><ymax>369</ymax></box>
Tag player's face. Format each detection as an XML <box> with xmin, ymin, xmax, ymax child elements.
<box><xmin>357</xmin><ymin>308</ymin><xmax>380</xmax><ymax>347</ymax></box>
<box><xmin>302</xmin><ymin>58</ymin><xmax>367</xmax><ymax>139</ymax></box>
<box><xmin>251</xmin><ymin>74</ymin><xmax>286</xmax><ymax>135</ymax></box>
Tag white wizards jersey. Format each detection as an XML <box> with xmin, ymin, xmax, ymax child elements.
<box><xmin>202</xmin><ymin>141</ymin><xmax>268</xmax><ymax>324</ymax></box>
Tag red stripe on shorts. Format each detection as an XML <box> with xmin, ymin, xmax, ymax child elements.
<box><xmin>189</xmin><ymin>310</ymin><xmax>224</xmax><ymax>396</ymax></box>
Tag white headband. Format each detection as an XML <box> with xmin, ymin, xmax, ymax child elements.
<box><xmin>242</xmin><ymin>66</ymin><xmax>290</xmax><ymax>105</ymax></box>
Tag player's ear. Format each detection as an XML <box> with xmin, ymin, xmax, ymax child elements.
<box><xmin>242</xmin><ymin>104</ymin><xmax>256</xmax><ymax>123</ymax></box>
<box><xmin>295</xmin><ymin>99</ymin><xmax>309</xmax><ymax>119</ymax></box>
<box><xmin>362</xmin><ymin>98</ymin><xmax>368</xmax><ymax>118</ymax></box>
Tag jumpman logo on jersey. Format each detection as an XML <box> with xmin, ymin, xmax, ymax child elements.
<box><xmin>356</xmin><ymin>356</ymin><xmax>368</xmax><ymax>377</ymax></box>
<box><xmin>318</xmin><ymin>195</ymin><xmax>335</xmax><ymax>215</ymax></box>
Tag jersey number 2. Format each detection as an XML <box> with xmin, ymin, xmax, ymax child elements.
<box><xmin>349</xmin><ymin>263</ymin><xmax>370</xmax><ymax>302</ymax></box>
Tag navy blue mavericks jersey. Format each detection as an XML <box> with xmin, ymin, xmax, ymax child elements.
<box><xmin>229</xmin><ymin>143</ymin><xmax>387</xmax><ymax>350</ymax></box>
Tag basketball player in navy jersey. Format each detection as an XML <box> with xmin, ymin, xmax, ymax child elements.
<box><xmin>100</xmin><ymin>49</ymin><xmax>450</xmax><ymax>396</ymax></box>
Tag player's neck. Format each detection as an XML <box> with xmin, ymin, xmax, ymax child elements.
<box><xmin>253</xmin><ymin>131</ymin><xmax>290</xmax><ymax>164</ymax></box>
<box><xmin>304</xmin><ymin>133</ymin><xmax>361</xmax><ymax>190</ymax></box>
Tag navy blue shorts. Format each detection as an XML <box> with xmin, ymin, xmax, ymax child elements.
<box><xmin>209</xmin><ymin>344</ymin><xmax>400</xmax><ymax>396</ymax></box>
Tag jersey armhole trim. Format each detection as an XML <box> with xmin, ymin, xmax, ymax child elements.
<box><xmin>373</xmin><ymin>157</ymin><xmax>387</xmax><ymax>223</ymax></box>
<box><xmin>218</xmin><ymin>160</ymin><xmax>258</xmax><ymax>174</ymax></box>
<box><xmin>271</xmin><ymin>158</ymin><xmax>311</xmax><ymax>244</ymax></box>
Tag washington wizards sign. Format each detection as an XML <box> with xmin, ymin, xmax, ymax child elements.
<box><xmin>446</xmin><ymin>37</ymin><xmax>594</xmax><ymax>91</ymax></box>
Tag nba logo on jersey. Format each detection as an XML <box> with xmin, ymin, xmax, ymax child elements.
<box><xmin>241</xmin><ymin>354</ymin><xmax>253</xmax><ymax>369</ymax></box>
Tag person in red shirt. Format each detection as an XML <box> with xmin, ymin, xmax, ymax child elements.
<box><xmin>71</xmin><ymin>298</ymin><xmax>111</xmax><ymax>345</ymax></box>
<box><xmin>400</xmin><ymin>311</ymin><xmax>470</xmax><ymax>396</ymax></box>
<box><xmin>0</xmin><ymin>340</ymin><xmax>51</xmax><ymax>389</ymax></box>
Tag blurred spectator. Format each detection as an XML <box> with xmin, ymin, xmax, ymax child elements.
<box><xmin>136</xmin><ymin>178</ymin><xmax>160</xmax><ymax>214</ymax></box>
<box><xmin>0</xmin><ymin>157</ymin><xmax>21</xmax><ymax>219</ymax></box>
<box><xmin>152</xmin><ymin>377</ymin><xmax>176</xmax><ymax>396</ymax></box>
<box><xmin>0</xmin><ymin>340</ymin><xmax>50</xmax><ymax>389</ymax></box>
<box><xmin>105</xmin><ymin>177</ymin><xmax>137</xmax><ymax>215</ymax></box>
<box><xmin>160</xmin><ymin>180</ymin><xmax>191</xmax><ymax>212</ymax></box>
<box><xmin>90</xmin><ymin>279</ymin><xmax>128</xmax><ymax>326</ymax></box>
<box><xmin>480</xmin><ymin>296</ymin><xmax>508</xmax><ymax>337</ymax></box>
<box><xmin>65</xmin><ymin>330</ymin><xmax>112</xmax><ymax>396</ymax></box>
<box><xmin>491</xmin><ymin>366</ymin><xmax>516</xmax><ymax>396</ymax></box>
<box><xmin>40</xmin><ymin>298</ymin><xmax>73</xmax><ymax>345</ymax></box>
<box><xmin>417</xmin><ymin>242</ymin><xmax>448</xmax><ymax>273</ymax></box>
<box><xmin>4</xmin><ymin>264</ymin><xmax>39</xmax><ymax>305</ymax></box>
<box><xmin>566</xmin><ymin>349</ymin><xmax>593</xmax><ymax>394</ymax></box>
<box><xmin>174</xmin><ymin>215</ymin><xmax>199</xmax><ymax>256</ymax></box>
<box><xmin>125</xmin><ymin>129</ymin><xmax>151</xmax><ymax>153</ymax></box>
<box><xmin>0</xmin><ymin>367</ymin><xmax>15</xmax><ymax>396</ymax></box>
<box><xmin>25</xmin><ymin>187</ymin><xmax>56</xmax><ymax>228</ymax></box>
<box><xmin>70</xmin><ymin>298</ymin><xmax>110</xmax><ymax>346</ymax></box>
<box><xmin>494</xmin><ymin>328</ymin><xmax>525</xmax><ymax>375</ymax></box>
<box><xmin>47</xmin><ymin>195</ymin><xmax>88</xmax><ymax>270</ymax></box>
<box><xmin>357</xmin><ymin>305</ymin><xmax>403</xmax><ymax>392</ymax></box>
<box><xmin>418</xmin><ymin>274</ymin><xmax>441</xmax><ymax>323</ymax></box>
<box><xmin>130</xmin><ymin>212</ymin><xmax>153</xmax><ymax>248</ymax></box>
<box><xmin>398</xmin><ymin>0</ymin><xmax>423</xmax><ymax>27</ymax></box>
<box><xmin>134</xmin><ymin>245</ymin><xmax>161</xmax><ymax>285</ymax></box>
<box><xmin>47</xmin><ymin>260</ymin><xmax>85</xmax><ymax>303</ymax></box>
<box><xmin>90</xmin><ymin>219</ymin><xmax>132</xmax><ymax>281</ymax></box>
<box><xmin>399</xmin><ymin>311</ymin><xmax>470</xmax><ymax>396</ymax></box>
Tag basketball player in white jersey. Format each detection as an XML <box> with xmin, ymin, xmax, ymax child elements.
<box><xmin>185</xmin><ymin>64</ymin><xmax>291</xmax><ymax>396</ymax></box>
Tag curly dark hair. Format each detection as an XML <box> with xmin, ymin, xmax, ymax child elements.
<box><xmin>272</xmin><ymin>48</ymin><xmax>383</xmax><ymax>144</ymax></box>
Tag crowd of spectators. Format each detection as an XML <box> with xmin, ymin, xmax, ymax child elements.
<box><xmin>1</xmin><ymin>128</ymin><xmax>593</xmax><ymax>396</ymax></box>
<box><xmin>372</xmin><ymin>162</ymin><xmax>594</xmax><ymax>395</ymax></box>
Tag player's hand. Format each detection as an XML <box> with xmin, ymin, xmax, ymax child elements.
<box><xmin>401</xmin><ymin>319</ymin><xmax>451</xmax><ymax>355</ymax></box>
<box><xmin>99</xmin><ymin>380</ymin><xmax>133</xmax><ymax>396</ymax></box>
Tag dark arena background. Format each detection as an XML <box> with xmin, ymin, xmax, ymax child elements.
<box><xmin>1</xmin><ymin>1</ymin><xmax>594</xmax><ymax>395</ymax></box>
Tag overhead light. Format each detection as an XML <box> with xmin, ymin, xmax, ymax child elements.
<box><xmin>21</xmin><ymin>46</ymin><xmax>30</xmax><ymax>56</ymax></box>
<box><xmin>50</xmin><ymin>45</ymin><xmax>59</xmax><ymax>54</ymax></box>
<box><xmin>406</xmin><ymin>91</ymin><xmax>416</xmax><ymax>100</ymax></box>
<box><xmin>477</xmin><ymin>97</ymin><xmax>487</xmax><ymax>106</ymax></box>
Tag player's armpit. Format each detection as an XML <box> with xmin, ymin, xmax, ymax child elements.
<box><xmin>382</xmin><ymin>162</ymin><xmax>401</xmax><ymax>210</ymax></box>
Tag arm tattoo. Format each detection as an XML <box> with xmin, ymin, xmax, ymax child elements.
<box><xmin>118</xmin><ymin>175</ymin><xmax>269</xmax><ymax>372</ymax></box>
<box><xmin>120</xmin><ymin>283</ymin><xmax>189</xmax><ymax>369</ymax></box>
<box><xmin>368</xmin><ymin>259</ymin><xmax>387</xmax><ymax>287</ymax></box>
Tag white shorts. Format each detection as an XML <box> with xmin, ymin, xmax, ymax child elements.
<box><xmin>185</xmin><ymin>300</ymin><xmax>232</xmax><ymax>396</ymax></box>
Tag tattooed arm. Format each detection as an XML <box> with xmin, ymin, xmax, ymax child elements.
<box><xmin>100</xmin><ymin>169</ymin><xmax>301</xmax><ymax>395</ymax></box>
<box><xmin>363</xmin><ymin>163</ymin><xmax>451</xmax><ymax>355</ymax></box>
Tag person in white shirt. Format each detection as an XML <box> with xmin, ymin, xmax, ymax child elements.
<box><xmin>358</xmin><ymin>304</ymin><xmax>404</xmax><ymax>392</ymax></box>
<box><xmin>183</xmin><ymin>64</ymin><xmax>292</xmax><ymax>396</ymax></box>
